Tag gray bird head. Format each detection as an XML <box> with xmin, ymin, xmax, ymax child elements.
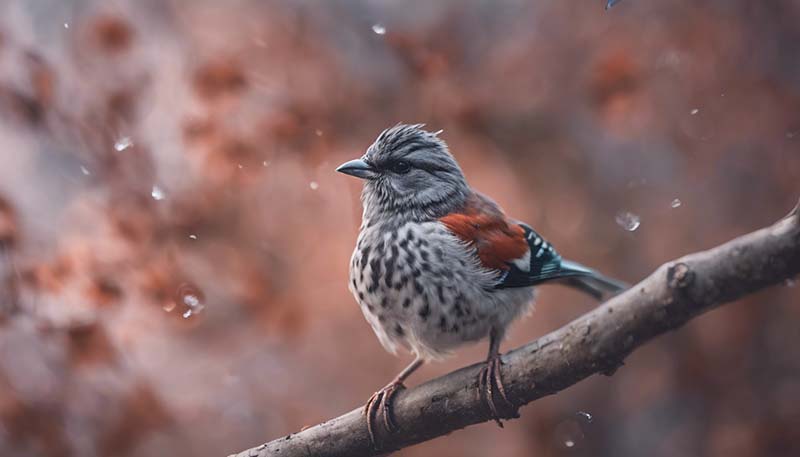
<box><xmin>337</xmin><ymin>124</ymin><xmax>469</xmax><ymax>223</ymax></box>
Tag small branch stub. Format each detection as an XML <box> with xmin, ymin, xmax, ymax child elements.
<box><xmin>667</xmin><ymin>262</ymin><xmax>693</xmax><ymax>289</ymax></box>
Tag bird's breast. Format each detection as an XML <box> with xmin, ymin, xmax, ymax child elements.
<box><xmin>348</xmin><ymin>221</ymin><xmax>535</xmax><ymax>359</ymax></box>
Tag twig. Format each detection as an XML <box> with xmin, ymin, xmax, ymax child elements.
<box><xmin>228</xmin><ymin>199</ymin><xmax>800</xmax><ymax>457</ymax></box>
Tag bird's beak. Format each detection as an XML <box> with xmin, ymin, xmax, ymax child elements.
<box><xmin>336</xmin><ymin>158</ymin><xmax>378</xmax><ymax>180</ymax></box>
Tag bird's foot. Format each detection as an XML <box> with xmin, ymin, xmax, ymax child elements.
<box><xmin>364</xmin><ymin>380</ymin><xmax>405</xmax><ymax>449</ymax></box>
<box><xmin>477</xmin><ymin>354</ymin><xmax>515</xmax><ymax>428</ymax></box>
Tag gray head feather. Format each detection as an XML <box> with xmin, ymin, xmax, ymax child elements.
<box><xmin>360</xmin><ymin>124</ymin><xmax>469</xmax><ymax>223</ymax></box>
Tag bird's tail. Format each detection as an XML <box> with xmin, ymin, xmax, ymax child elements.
<box><xmin>555</xmin><ymin>259</ymin><xmax>628</xmax><ymax>301</ymax></box>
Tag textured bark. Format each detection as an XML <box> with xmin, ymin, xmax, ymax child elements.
<box><xmin>229</xmin><ymin>200</ymin><xmax>800</xmax><ymax>457</ymax></box>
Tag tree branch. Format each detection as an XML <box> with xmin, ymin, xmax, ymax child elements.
<box><xmin>228</xmin><ymin>199</ymin><xmax>800</xmax><ymax>457</ymax></box>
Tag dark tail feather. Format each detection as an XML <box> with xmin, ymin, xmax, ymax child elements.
<box><xmin>556</xmin><ymin>259</ymin><xmax>628</xmax><ymax>301</ymax></box>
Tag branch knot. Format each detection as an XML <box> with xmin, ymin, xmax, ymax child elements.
<box><xmin>667</xmin><ymin>262</ymin><xmax>693</xmax><ymax>290</ymax></box>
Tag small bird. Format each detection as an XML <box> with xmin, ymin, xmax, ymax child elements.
<box><xmin>337</xmin><ymin>124</ymin><xmax>626</xmax><ymax>447</ymax></box>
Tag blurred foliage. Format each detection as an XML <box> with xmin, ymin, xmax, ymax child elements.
<box><xmin>0</xmin><ymin>1</ymin><xmax>798</xmax><ymax>456</ymax></box>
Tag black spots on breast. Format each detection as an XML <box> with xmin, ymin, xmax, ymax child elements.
<box><xmin>394</xmin><ymin>275</ymin><xmax>409</xmax><ymax>291</ymax></box>
<box><xmin>383</xmin><ymin>244</ymin><xmax>400</xmax><ymax>288</ymax></box>
<box><xmin>412</xmin><ymin>267</ymin><xmax>422</xmax><ymax>278</ymax></box>
<box><xmin>378</xmin><ymin>314</ymin><xmax>386</xmax><ymax>323</ymax></box>
<box><xmin>451</xmin><ymin>323</ymin><xmax>460</xmax><ymax>333</ymax></box>
<box><xmin>380</xmin><ymin>296</ymin><xmax>390</xmax><ymax>309</ymax></box>
<box><xmin>420</xmin><ymin>250</ymin><xmax>430</xmax><ymax>262</ymax></box>
<box><xmin>438</xmin><ymin>316</ymin><xmax>448</xmax><ymax>332</ymax></box>
<box><xmin>394</xmin><ymin>324</ymin><xmax>405</xmax><ymax>337</ymax></box>
<box><xmin>452</xmin><ymin>303</ymin><xmax>464</xmax><ymax>318</ymax></box>
<box><xmin>453</xmin><ymin>293</ymin><xmax>467</xmax><ymax>317</ymax></box>
<box><xmin>413</xmin><ymin>279</ymin><xmax>424</xmax><ymax>295</ymax></box>
<box><xmin>418</xmin><ymin>299</ymin><xmax>431</xmax><ymax>320</ymax></box>
<box><xmin>434</xmin><ymin>246</ymin><xmax>444</xmax><ymax>261</ymax></box>
<box><xmin>402</xmin><ymin>297</ymin><xmax>411</xmax><ymax>308</ymax></box>
<box><xmin>359</xmin><ymin>245</ymin><xmax>371</xmax><ymax>270</ymax></box>
<box><xmin>372</xmin><ymin>240</ymin><xmax>385</xmax><ymax>263</ymax></box>
<box><xmin>384</xmin><ymin>259</ymin><xmax>395</xmax><ymax>288</ymax></box>
<box><xmin>420</xmin><ymin>262</ymin><xmax>431</xmax><ymax>273</ymax></box>
<box><xmin>369</xmin><ymin>257</ymin><xmax>381</xmax><ymax>291</ymax></box>
<box><xmin>351</xmin><ymin>278</ymin><xmax>357</xmax><ymax>289</ymax></box>
<box><xmin>358</xmin><ymin>291</ymin><xmax>365</xmax><ymax>301</ymax></box>
<box><xmin>437</xmin><ymin>284</ymin><xmax>446</xmax><ymax>304</ymax></box>
<box><xmin>366</xmin><ymin>304</ymin><xmax>375</xmax><ymax>312</ymax></box>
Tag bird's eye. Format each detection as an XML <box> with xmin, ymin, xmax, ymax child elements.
<box><xmin>391</xmin><ymin>161</ymin><xmax>411</xmax><ymax>174</ymax></box>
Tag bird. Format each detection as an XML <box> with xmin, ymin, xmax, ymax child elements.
<box><xmin>336</xmin><ymin>124</ymin><xmax>626</xmax><ymax>448</ymax></box>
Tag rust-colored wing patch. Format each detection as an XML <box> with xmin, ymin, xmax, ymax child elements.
<box><xmin>439</xmin><ymin>193</ymin><xmax>528</xmax><ymax>270</ymax></box>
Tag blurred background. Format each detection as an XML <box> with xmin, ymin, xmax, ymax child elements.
<box><xmin>0</xmin><ymin>0</ymin><xmax>798</xmax><ymax>456</ymax></box>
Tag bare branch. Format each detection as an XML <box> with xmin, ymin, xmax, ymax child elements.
<box><xmin>229</xmin><ymin>200</ymin><xmax>800</xmax><ymax>457</ymax></box>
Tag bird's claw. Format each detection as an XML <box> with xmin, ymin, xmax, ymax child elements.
<box><xmin>364</xmin><ymin>381</ymin><xmax>405</xmax><ymax>449</ymax></box>
<box><xmin>478</xmin><ymin>355</ymin><xmax>513</xmax><ymax>427</ymax></box>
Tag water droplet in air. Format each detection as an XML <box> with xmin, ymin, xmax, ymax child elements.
<box><xmin>162</xmin><ymin>302</ymin><xmax>176</xmax><ymax>312</ymax></box>
<box><xmin>114</xmin><ymin>136</ymin><xmax>133</xmax><ymax>152</ymax></box>
<box><xmin>615</xmin><ymin>211</ymin><xmax>640</xmax><ymax>232</ymax></box>
<box><xmin>785</xmin><ymin>278</ymin><xmax>797</xmax><ymax>288</ymax></box>
<box><xmin>315</xmin><ymin>129</ymin><xmax>323</xmax><ymax>137</ymax></box>
<box><xmin>670</xmin><ymin>198</ymin><xmax>682</xmax><ymax>208</ymax></box>
<box><xmin>555</xmin><ymin>418</ymin><xmax>585</xmax><ymax>449</ymax></box>
<box><xmin>189</xmin><ymin>234</ymin><xmax>197</xmax><ymax>240</ymax></box>
<box><xmin>605</xmin><ymin>0</ymin><xmax>623</xmax><ymax>9</ymax></box>
<box><xmin>151</xmin><ymin>185</ymin><xmax>165</xmax><ymax>201</ymax></box>
<box><xmin>183</xmin><ymin>293</ymin><xmax>200</xmax><ymax>308</ymax></box>
<box><xmin>262</xmin><ymin>160</ymin><xmax>270</xmax><ymax>167</ymax></box>
<box><xmin>176</xmin><ymin>283</ymin><xmax>205</xmax><ymax>319</ymax></box>
<box><xmin>372</xmin><ymin>24</ymin><xmax>386</xmax><ymax>35</ymax></box>
<box><xmin>237</xmin><ymin>164</ymin><xmax>243</xmax><ymax>169</ymax></box>
<box><xmin>80</xmin><ymin>166</ymin><xmax>90</xmax><ymax>176</ymax></box>
<box><xmin>690</xmin><ymin>108</ymin><xmax>699</xmax><ymax>115</ymax></box>
<box><xmin>309</xmin><ymin>181</ymin><xmax>319</xmax><ymax>190</ymax></box>
<box><xmin>63</xmin><ymin>23</ymin><xmax>70</xmax><ymax>29</ymax></box>
<box><xmin>576</xmin><ymin>411</ymin><xmax>593</xmax><ymax>422</ymax></box>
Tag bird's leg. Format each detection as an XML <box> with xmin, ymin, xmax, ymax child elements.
<box><xmin>364</xmin><ymin>356</ymin><xmax>423</xmax><ymax>449</ymax></box>
<box><xmin>478</xmin><ymin>327</ymin><xmax>513</xmax><ymax>427</ymax></box>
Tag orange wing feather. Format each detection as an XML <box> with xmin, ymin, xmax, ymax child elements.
<box><xmin>439</xmin><ymin>193</ymin><xmax>527</xmax><ymax>270</ymax></box>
